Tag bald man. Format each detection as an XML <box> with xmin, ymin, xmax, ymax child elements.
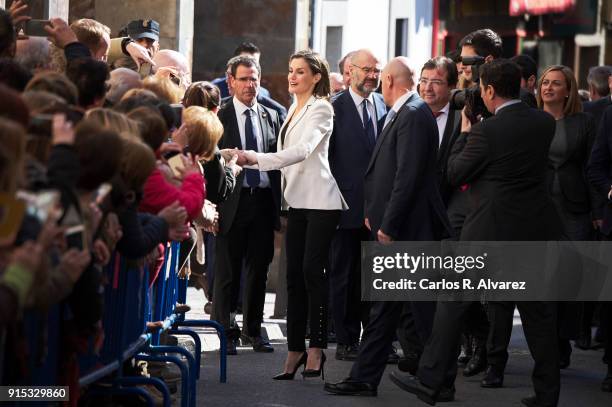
<box><xmin>328</xmin><ymin>49</ymin><xmax>387</xmax><ymax>362</ymax></box>
<box><xmin>153</xmin><ymin>49</ymin><xmax>191</xmax><ymax>90</ymax></box>
<box><xmin>324</xmin><ymin>57</ymin><xmax>451</xmax><ymax>397</ymax></box>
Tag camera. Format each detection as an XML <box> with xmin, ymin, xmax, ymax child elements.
<box><xmin>449</xmin><ymin>55</ymin><xmax>491</xmax><ymax>124</ymax></box>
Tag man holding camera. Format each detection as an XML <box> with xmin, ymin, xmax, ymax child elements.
<box><xmin>389</xmin><ymin>59</ymin><xmax>562</xmax><ymax>407</ymax></box>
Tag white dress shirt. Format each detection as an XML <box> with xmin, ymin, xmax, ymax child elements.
<box><xmin>349</xmin><ymin>87</ymin><xmax>378</xmax><ymax>138</ymax></box>
<box><xmin>435</xmin><ymin>102</ymin><xmax>450</xmax><ymax>146</ymax></box>
<box><xmin>232</xmin><ymin>97</ymin><xmax>270</xmax><ymax>188</ymax></box>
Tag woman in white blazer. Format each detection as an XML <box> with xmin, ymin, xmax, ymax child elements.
<box><xmin>242</xmin><ymin>50</ymin><xmax>347</xmax><ymax>380</ymax></box>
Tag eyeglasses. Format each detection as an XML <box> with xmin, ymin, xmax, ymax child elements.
<box><xmin>418</xmin><ymin>78</ymin><xmax>447</xmax><ymax>87</ymax></box>
<box><xmin>351</xmin><ymin>64</ymin><xmax>382</xmax><ymax>76</ymax></box>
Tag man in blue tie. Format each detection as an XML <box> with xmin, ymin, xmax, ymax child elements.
<box><xmin>328</xmin><ymin>49</ymin><xmax>387</xmax><ymax>362</ymax></box>
<box><xmin>212</xmin><ymin>55</ymin><xmax>282</xmax><ymax>355</ymax></box>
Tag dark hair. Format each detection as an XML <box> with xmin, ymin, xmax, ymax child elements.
<box><xmin>234</xmin><ymin>41</ymin><xmax>260</xmax><ymax>56</ymax></box>
<box><xmin>479</xmin><ymin>59</ymin><xmax>521</xmax><ymax>99</ymax></box>
<box><xmin>511</xmin><ymin>54</ymin><xmax>537</xmax><ymax>82</ymax></box>
<box><xmin>459</xmin><ymin>29</ymin><xmax>502</xmax><ymax>59</ymax></box>
<box><xmin>587</xmin><ymin>65</ymin><xmax>612</xmax><ymax>97</ymax></box>
<box><xmin>25</xmin><ymin>72</ymin><xmax>79</xmax><ymax>105</ymax></box>
<box><xmin>290</xmin><ymin>50</ymin><xmax>331</xmax><ymax>98</ymax></box>
<box><xmin>228</xmin><ymin>55</ymin><xmax>261</xmax><ymax>78</ymax></box>
<box><xmin>421</xmin><ymin>56</ymin><xmax>459</xmax><ymax>87</ymax></box>
<box><xmin>66</xmin><ymin>58</ymin><xmax>109</xmax><ymax>108</ymax></box>
<box><xmin>0</xmin><ymin>58</ymin><xmax>32</xmax><ymax>91</ymax></box>
<box><xmin>183</xmin><ymin>81</ymin><xmax>221</xmax><ymax>110</ymax></box>
<box><xmin>0</xmin><ymin>83</ymin><xmax>29</xmax><ymax>128</ymax></box>
<box><xmin>74</xmin><ymin>120</ymin><xmax>123</xmax><ymax>191</ymax></box>
<box><xmin>0</xmin><ymin>8</ymin><xmax>15</xmax><ymax>58</ymax></box>
<box><xmin>127</xmin><ymin>106</ymin><xmax>168</xmax><ymax>151</ymax></box>
<box><xmin>445</xmin><ymin>49</ymin><xmax>461</xmax><ymax>64</ymax></box>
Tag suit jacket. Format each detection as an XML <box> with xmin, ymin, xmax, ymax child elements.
<box><xmin>583</xmin><ymin>96</ymin><xmax>611</xmax><ymax>130</ymax></box>
<box><xmin>587</xmin><ymin>105</ymin><xmax>612</xmax><ymax>235</ymax></box>
<box><xmin>437</xmin><ymin>108</ymin><xmax>462</xmax><ymax>204</ymax></box>
<box><xmin>256</xmin><ymin>95</ymin><xmax>348</xmax><ymax>211</ymax></box>
<box><xmin>546</xmin><ymin>112</ymin><xmax>600</xmax><ymax>215</ymax></box>
<box><xmin>364</xmin><ymin>93</ymin><xmax>450</xmax><ymax>240</ymax></box>
<box><xmin>329</xmin><ymin>90</ymin><xmax>387</xmax><ymax>229</ymax></box>
<box><xmin>447</xmin><ymin>102</ymin><xmax>562</xmax><ymax>241</ymax></box>
<box><xmin>217</xmin><ymin>101</ymin><xmax>281</xmax><ymax>235</ymax></box>
<box><xmin>222</xmin><ymin>94</ymin><xmax>288</xmax><ymax>124</ymax></box>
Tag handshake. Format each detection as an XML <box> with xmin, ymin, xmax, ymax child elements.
<box><xmin>219</xmin><ymin>149</ymin><xmax>258</xmax><ymax>167</ymax></box>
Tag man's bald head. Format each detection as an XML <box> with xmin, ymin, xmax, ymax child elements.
<box><xmin>381</xmin><ymin>57</ymin><xmax>415</xmax><ymax>106</ymax></box>
<box><xmin>349</xmin><ymin>49</ymin><xmax>382</xmax><ymax>97</ymax></box>
<box><xmin>153</xmin><ymin>49</ymin><xmax>191</xmax><ymax>89</ymax></box>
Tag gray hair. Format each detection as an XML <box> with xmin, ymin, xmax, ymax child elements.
<box><xmin>107</xmin><ymin>68</ymin><xmax>143</xmax><ymax>105</ymax></box>
<box><xmin>15</xmin><ymin>37</ymin><xmax>50</xmax><ymax>72</ymax></box>
<box><xmin>587</xmin><ymin>66</ymin><xmax>612</xmax><ymax>97</ymax></box>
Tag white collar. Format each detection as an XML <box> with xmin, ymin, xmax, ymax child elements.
<box><xmin>233</xmin><ymin>96</ymin><xmax>259</xmax><ymax>116</ymax></box>
<box><xmin>436</xmin><ymin>102</ymin><xmax>450</xmax><ymax>115</ymax></box>
<box><xmin>390</xmin><ymin>91</ymin><xmax>416</xmax><ymax>114</ymax></box>
<box><xmin>494</xmin><ymin>99</ymin><xmax>521</xmax><ymax>115</ymax></box>
<box><xmin>349</xmin><ymin>87</ymin><xmax>375</xmax><ymax>108</ymax></box>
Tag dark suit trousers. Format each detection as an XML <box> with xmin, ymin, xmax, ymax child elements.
<box><xmin>329</xmin><ymin>227</ymin><xmax>371</xmax><ymax>345</ymax></box>
<box><xmin>286</xmin><ymin>208</ymin><xmax>340</xmax><ymax>351</ymax></box>
<box><xmin>211</xmin><ymin>188</ymin><xmax>275</xmax><ymax>337</ymax></box>
<box><xmin>349</xmin><ymin>301</ymin><xmax>435</xmax><ymax>386</ymax></box>
<box><xmin>420</xmin><ymin>301</ymin><xmax>559</xmax><ymax>406</ymax></box>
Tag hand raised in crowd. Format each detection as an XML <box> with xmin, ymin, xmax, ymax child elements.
<box><xmin>460</xmin><ymin>107</ymin><xmax>472</xmax><ymax>133</ymax></box>
<box><xmin>37</xmin><ymin>217</ymin><xmax>65</xmax><ymax>251</ymax></box>
<box><xmin>59</xmin><ymin>248</ymin><xmax>91</xmax><ymax>282</ymax></box>
<box><xmin>102</xmin><ymin>213</ymin><xmax>123</xmax><ymax>252</ymax></box>
<box><xmin>158</xmin><ymin>201</ymin><xmax>187</xmax><ymax>227</ymax></box>
<box><xmin>92</xmin><ymin>239</ymin><xmax>110</xmax><ymax>266</ymax></box>
<box><xmin>175</xmin><ymin>153</ymin><xmax>202</xmax><ymax>179</ymax></box>
<box><xmin>44</xmin><ymin>18</ymin><xmax>78</xmax><ymax>49</ymax></box>
<box><xmin>9</xmin><ymin>0</ymin><xmax>30</xmax><ymax>27</ymax></box>
<box><xmin>158</xmin><ymin>142</ymin><xmax>183</xmax><ymax>159</ymax></box>
<box><xmin>201</xmin><ymin>200</ymin><xmax>219</xmax><ymax>234</ymax></box>
<box><xmin>52</xmin><ymin>114</ymin><xmax>75</xmax><ymax>146</ymax></box>
<box><xmin>226</xmin><ymin>153</ymin><xmax>242</xmax><ymax>177</ymax></box>
<box><xmin>219</xmin><ymin>148</ymin><xmax>239</xmax><ymax>162</ymax></box>
<box><xmin>125</xmin><ymin>41</ymin><xmax>155</xmax><ymax>69</ymax></box>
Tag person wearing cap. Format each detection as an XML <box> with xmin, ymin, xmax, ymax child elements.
<box><xmin>107</xmin><ymin>19</ymin><xmax>159</xmax><ymax>71</ymax></box>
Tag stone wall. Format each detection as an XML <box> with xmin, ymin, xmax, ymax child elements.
<box><xmin>193</xmin><ymin>0</ymin><xmax>297</xmax><ymax>107</ymax></box>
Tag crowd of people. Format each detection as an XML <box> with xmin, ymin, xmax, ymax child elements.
<box><xmin>0</xmin><ymin>1</ymin><xmax>611</xmax><ymax>406</ymax></box>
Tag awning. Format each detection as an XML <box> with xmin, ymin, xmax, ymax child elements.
<box><xmin>509</xmin><ymin>0</ymin><xmax>576</xmax><ymax>16</ymax></box>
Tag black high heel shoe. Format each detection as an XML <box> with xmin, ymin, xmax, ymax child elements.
<box><xmin>273</xmin><ymin>352</ymin><xmax>307</xmax><ymax>380</ymax></box>
<box><xmin>302</xmin><ymin>351</ymin><xmax>326</xmax><ymax>380</ymax></box>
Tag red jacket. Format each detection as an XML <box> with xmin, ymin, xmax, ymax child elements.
<box><xmin>139</xmin><ymin>167</ymin><xmax>205</xmax><ymax>221</ymax></box>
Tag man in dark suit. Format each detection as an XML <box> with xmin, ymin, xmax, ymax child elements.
<box><xmin>328</xmin><ymin>49</ymin><xmax>387</xmax><ymax>362</ymax></box>
<box><xmin>586</xmin><ymin>104</ymin><xmax>612</xmax><ymax>392</ymax></box>
<box><xmin>324</xmin><ymin>56</ymin><xmax>451</xmax><ymax>397</ymax></box>
<box><xmin>583</xmin><ymin>66</ymin><xmax>612</xmax><ymax>130</ymax></box>
<box><xmin>389</xmin><ymin>59</ymin><xmax>562</xmax><ymax>407</ymax></box>
<box><xmin>211</xmin><ymin>55</ymin><xmax>281</xmax><ymax>355</ymax></box>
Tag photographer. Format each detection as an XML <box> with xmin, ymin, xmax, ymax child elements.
<box><xmin>453</xmin><ymin>29</ymin><xmax>536</xmax><ymax>125</ymax></box>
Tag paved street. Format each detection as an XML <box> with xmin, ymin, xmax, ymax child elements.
<box><xmin>184</xmin><ymin>288</ymin><xmax>611</xmax><ymax>406</ymax></box>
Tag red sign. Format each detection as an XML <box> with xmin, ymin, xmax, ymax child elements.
<box><xmin>509</xmin><ymin>0</ymin><xmax>576</xmax><ymax>16</ymax></box>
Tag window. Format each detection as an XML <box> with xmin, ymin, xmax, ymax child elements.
<box><xmin>395</xmin><ymin>18</ymin><xmax>408</xmax><ymax>57</ymax></box>
<box><xmin>326</xmin><ymin>26</ymin><xmax>343</xmax><ymax>70</ymax></box>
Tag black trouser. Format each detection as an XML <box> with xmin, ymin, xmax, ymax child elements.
<box><xmin>603</xmin><ymin>302</ymin><xmax>612</xmax><ymax>365</ymax></box>
<box><xmin>423</xmin><ymin>301</ymin><xmax>559</xmax><ymax>406</ymax></box>
<box><xmin>285</xmin><ymin>208</ymin><xmax>340</xmax><ymax>351</ymax></box>
<box><xmin>211</xmin><ymin>188</ymin><xmax>275</xmax><ymax>337</ymax></box>
<box><xmin>349</xmin><ymin>301</ymin><xmax>435</xmax><ymax>386</ymax></box>
<box><xmin>329</xmin><ymin>227</ymin><xmax>371</xmax><ymax>346</ymax></box>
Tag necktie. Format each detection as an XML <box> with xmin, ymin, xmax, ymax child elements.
<box><xmin>362</xmin><ymin>100</ymin><xmax>375</xmax><ymax>148</ymax></box>
<box><xmin>244</xmin><ymin>109</ymin><xmax>261</xmax><ymax>188</ymax></box>
<box><xmin>383</xmin><ymin>109</ymin><xmax>396</xmax><ymax>130</ymax></box>
<box><xmin>433</xmin><ymin>111</ymin><xmax>444</xmax><ymax>118</ymax></box>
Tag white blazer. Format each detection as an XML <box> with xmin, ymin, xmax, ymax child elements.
<box><xmin>253</xmin><ymin>95</ymin><xmax>348</xmax><ymax>211</ymax></box>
